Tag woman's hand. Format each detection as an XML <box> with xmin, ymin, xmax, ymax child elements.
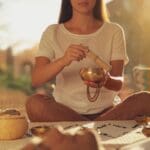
<box><xmin>61</xmin><ymin>44</ymin><xmax>89</xmax><ymax>66</ymax></box>
<box><xmin>84</xmin><ymin>72</ymin><xmax>109</xmax><ymax>88</ymax></box>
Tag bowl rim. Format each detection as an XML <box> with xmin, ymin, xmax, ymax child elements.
<box><xmin>0</xmin><ymin>115</ymin><xmax>26</xmax><ymax>119</ymax></box>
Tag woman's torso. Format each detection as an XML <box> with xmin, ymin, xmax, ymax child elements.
<box><xmin>51</xmin><ymin>22</ymin><xmax>121</xmax><ymax>114</ymax></box>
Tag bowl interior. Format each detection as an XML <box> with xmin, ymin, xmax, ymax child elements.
<box><xmin>80</xmin><ymin>67</ymin><xmax>105</xmax><ymax>83</ymax></box>
<box><xmin>31</xmin><ymin>126</ymin><xmax>50</xmax><ymax>136</ymax></box>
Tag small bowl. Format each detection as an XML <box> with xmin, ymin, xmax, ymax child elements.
<box><xmin>0</xmin><ymin>115</ymin><xmax>28</xmax><ymax>140</ymax></box>
<box><xmin>142</xmin><ymin>126</ymin><xmax>150</xmax><ymax>137</ymax></box>
<box><xmin>80</xmin><ymin>67</ymin><xmax>105</xmax><ymax>83</ymax></box>
<box><xmin>135</xmin><ymin>116</ymin><xmax>150</xmax><ymax>125</ymax></box>
<box><xmin>31</xmin><ymin>126</ymin><xmax>50</xmax><ymax>136</ymax></box>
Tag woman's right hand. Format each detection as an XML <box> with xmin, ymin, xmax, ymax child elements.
<box><xmin>61</xmin><ymin>44</ymin><xmax>89</xmax><ymax>66</ymax></box>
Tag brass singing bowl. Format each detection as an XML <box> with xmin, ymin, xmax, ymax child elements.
<box><xmin>80</xmin><ymin>67</ymin><xmax>105</xmax><ymax>83</ymax></box>
<box><xmin>80</xmin><ymin>67</ymin><xmax>106</xmax><ymax>102</ymax></box>
<box><xmin>31</xmin><ymin>126</ymin><xmax>50</xmax><ymax>137</ymax></box>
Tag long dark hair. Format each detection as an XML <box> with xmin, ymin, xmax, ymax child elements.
<box><xmin>58</xmin><ymin>0</ymin><xmax>109</xmax><ymax>23</ymax></box>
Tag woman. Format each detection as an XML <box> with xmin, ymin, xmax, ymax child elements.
<box><xmin>26</xmin><ymin>0</ymin><xmax>150</xmax><ymax>122</ymax></box>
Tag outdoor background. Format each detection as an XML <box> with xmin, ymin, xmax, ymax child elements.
<box><xmin>0</xmin><ymin>0</ymin><xmax>150</xmax><ymax>110</ymax></box>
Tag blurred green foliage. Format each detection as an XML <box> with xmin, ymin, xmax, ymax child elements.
<box><xmin>0</xmin><ymin>71</ymin><xmax>35</xmax><ymax>95</ymax></box>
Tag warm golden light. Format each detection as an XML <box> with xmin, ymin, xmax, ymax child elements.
<box><xmin>0</xmin><ymin>0</ymin><xmax>61</xmax><ymax>53</ymax></box>
<box><xmin>0</xmin><ymin>0</ymin><xmax>111</xmax><ymax>54</ymax></box>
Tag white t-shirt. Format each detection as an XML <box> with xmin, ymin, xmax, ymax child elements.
<box><xmin>36</xmin><ymin>22</ymin><xmax>129</xmax><ymax>114</ymax></box>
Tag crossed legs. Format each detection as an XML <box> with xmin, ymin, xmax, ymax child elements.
<box><xmin>26</xmin><ymin>94</ymin><xmax>88</xmax><ymax>122</ymax></box>
<box><xmin>96</xmin><ymin>91</ymin><xmax>150</xmax><ymax>120</ymax></box>
<box><xmin>26</xmin><ymin>91</ymin><xmax>150</xmax><ymax>122</ymax></box>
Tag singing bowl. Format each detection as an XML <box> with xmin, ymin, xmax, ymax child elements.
<box><xmin>142</xmin><ymin>126</ymin><xmax>150</xmax><ymax>137</ymax></box>
<box><xmin>80</xmin><ymin>67</ymin><xmax>105</xmax><ymax>83</ymax></box>
<box><xmin>80</xmin><ymin>67</ymin><xmax>106</xmax><ymax>102</ymax></box>
<box><xmin>31</xmin><ymin>126</ymin><xmax>50</xmax><ymax>136</ymax></box>
<box><xmin>135</xmin><ymin>116</ymin><xmax>150</xmax><ymax>125</ymax></box>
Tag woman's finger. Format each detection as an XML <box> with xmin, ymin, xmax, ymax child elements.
<box><xmin>71</xmin><ymin>49</ymin><xmax>86</xmax><ymax>58</ymax></box>
<box><xmin>70</xmin><ymin>50</ymin><xmax>86</xmax><ymax>61</ymax></box>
